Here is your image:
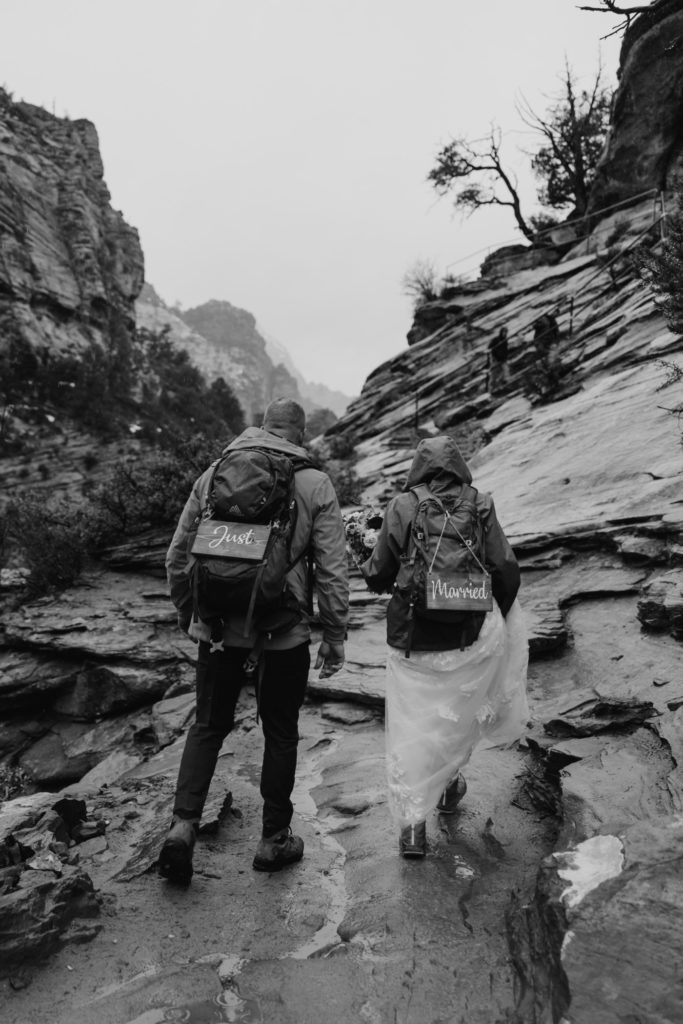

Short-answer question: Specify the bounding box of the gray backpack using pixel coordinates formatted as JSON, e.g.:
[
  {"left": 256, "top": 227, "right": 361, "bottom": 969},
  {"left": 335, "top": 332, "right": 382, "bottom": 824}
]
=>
[
  {"left": 189, "top": 447, "right": 310, "bottom": 636},
  {"left": 399, "top": 483, "right": 492, "bottom": 653}
]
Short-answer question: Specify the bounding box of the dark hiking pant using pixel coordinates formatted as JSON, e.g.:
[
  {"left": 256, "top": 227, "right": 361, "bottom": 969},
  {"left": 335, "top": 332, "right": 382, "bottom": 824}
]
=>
[{"left": 173, "top": 641, "right": 310, "bottom": 838}]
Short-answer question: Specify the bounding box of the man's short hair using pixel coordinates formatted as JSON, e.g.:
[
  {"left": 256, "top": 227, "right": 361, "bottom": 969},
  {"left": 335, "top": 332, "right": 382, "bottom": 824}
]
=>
[{"left": 263, "top": 398, "right": 306, "bottom": 435}]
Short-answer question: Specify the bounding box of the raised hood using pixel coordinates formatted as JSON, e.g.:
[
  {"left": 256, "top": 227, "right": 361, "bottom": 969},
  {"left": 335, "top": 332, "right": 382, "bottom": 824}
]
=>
[{"left": 404, "top": 436, "right": 473, "bottom": 494}]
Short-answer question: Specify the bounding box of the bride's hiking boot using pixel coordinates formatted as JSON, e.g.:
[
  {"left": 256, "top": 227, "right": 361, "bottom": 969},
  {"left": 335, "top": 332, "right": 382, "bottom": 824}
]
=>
[
  {"left": 252, "top": 827, "right": 304, "bottom": 872},
  {"left": 399, "top": 821, "right": 426, "bottom": 858},
  {"left": 436, "top": 774, "right": 467, "bottom": 814},
  {"left": 158, "top": 818, "right": 197, "bottom": 884}
]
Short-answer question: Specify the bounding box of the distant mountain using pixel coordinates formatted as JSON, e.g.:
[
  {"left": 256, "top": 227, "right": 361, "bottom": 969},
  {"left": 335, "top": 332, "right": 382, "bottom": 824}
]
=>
[
  {"left": 261, "top": 330, "right": 355, "bottom": 417},
  {"left": 136, "top": 285, "right": 354, "bottom": 421},
  {"left": 136, "top": 288, "right": 300, "bottom": 424}
]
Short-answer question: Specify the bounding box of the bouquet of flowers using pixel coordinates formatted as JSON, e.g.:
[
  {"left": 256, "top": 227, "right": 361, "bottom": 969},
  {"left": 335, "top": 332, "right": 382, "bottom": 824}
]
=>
[{"left": 343, "top": 508, "right": 384, "bottom": 566}]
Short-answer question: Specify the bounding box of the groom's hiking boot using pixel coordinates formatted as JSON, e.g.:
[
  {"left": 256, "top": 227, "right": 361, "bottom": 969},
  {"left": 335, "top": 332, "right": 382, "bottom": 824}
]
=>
[
  {"left": 436, "top": 774, "right": 468, "bottom": 814},
  {"left": 158, "top": 818, "right": 196, "bottom": 884},
  {"left": 399, "top": 821, "right": 426, "bottom": 858},
  {"left": 252, "top": 827, "right": 304, "bottom": 872}
]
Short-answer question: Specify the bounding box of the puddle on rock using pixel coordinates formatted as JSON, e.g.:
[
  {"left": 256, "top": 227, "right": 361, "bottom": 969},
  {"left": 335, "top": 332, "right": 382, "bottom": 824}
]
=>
[
  {"left": 286, "top": 735, "right": 349, "bottom": 960},
  {"left": 125, "top": 988, "right": 263, "bottom": 1023}
]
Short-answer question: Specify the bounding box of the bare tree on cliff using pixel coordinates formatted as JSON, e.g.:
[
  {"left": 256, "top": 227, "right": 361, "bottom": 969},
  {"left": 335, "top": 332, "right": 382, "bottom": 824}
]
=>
[
  {"left": 519, "top": 63, "right": 612, "bottom": 218},
  {"left": 428, "top": 127, "right": 535, "bottom": 242},
  {"left": 428, "top": 66, "right": 611, "bottom": 240},
  {"left": 577, "top": 1, "right": 656, "bottom": 36}
]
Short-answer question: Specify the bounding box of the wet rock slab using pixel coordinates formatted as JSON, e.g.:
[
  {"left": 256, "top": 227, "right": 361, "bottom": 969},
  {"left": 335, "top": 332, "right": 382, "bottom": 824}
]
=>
[
  {"left": 0, "top": 796, "right": 106, "bottom": 975},
  {"left": 544, "top": 697, "right": 659, "bottom": 739},
  {"left": 553, "top": 819, "right": 683, "bottom": 1024},
  {"left": 3, "top": 577, "right": 179, "bottom": 662},
  {"left": 511, "top": 674, "right": 683, "bottom": 1021},
  {"left": 0, "top": 867, "right": 101, "bottom": 973},
  {"left": 0, "top": 570, "right": 197, "bottom": 784}
]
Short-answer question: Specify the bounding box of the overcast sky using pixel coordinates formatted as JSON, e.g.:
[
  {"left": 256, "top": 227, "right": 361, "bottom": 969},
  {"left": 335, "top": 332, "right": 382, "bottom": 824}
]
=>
[{"left": 1, "top": 1, "right": 623, "bottom": 396}]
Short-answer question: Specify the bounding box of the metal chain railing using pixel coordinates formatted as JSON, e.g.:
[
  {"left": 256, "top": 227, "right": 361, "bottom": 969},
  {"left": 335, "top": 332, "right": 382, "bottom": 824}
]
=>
[{"left": 446, "top": 188, "right": 663, "bottom": 280}]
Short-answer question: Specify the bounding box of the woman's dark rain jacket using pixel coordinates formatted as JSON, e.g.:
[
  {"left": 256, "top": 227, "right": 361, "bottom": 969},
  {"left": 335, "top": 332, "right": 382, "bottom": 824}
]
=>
[{"left": 361, "top": 436, "right": 520, "bottom": 652}]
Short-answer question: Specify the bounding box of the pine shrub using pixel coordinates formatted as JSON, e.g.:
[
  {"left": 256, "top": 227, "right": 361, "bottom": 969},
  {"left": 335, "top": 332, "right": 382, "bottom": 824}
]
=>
[{"left": 640, "top": 189, "right": 683, "bottom": 333}]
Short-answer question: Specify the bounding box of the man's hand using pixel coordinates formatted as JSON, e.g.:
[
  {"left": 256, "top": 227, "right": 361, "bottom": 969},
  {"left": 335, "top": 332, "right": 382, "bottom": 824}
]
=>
[
  {"left": 178, "top": 612, "right": 210, "bottom": 644},
  {"left": 314, "top": 641, "right": 345, "bottom": 679}
]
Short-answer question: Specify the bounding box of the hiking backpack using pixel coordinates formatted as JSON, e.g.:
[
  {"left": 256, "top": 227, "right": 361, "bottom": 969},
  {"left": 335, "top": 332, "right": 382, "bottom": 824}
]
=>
[
  {"left": 189, "top": 447, "right": 309, "bottom": 636},
  {"left": 399, "top": 483, "right": 492, "bottom": 653}
]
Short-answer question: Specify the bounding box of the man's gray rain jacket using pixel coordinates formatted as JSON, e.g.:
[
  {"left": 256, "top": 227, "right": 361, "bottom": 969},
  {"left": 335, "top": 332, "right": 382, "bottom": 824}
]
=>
[{"left": 166, "top": 427, "right": 349, "bottom": 650}]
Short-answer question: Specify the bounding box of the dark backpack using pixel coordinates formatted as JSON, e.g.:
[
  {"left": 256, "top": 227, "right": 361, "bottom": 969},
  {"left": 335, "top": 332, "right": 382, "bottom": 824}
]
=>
[
  {"left": 395, "top": 483, "right": 492, "bottom": 654},
  {"left": 189, "top": 447, "right": 310, "bottom": 636}
]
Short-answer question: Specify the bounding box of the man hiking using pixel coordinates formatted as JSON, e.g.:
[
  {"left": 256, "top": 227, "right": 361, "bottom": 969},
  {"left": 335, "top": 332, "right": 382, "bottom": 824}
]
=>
[{"left": 160, "top": 398, "right": 349, "bottom": 881}]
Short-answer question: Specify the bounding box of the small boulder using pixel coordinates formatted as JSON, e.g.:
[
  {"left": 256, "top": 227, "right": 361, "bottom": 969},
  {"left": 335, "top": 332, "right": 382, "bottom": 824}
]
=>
[{"left": 637, "top": 569, "right": 683, "bottom": 639}]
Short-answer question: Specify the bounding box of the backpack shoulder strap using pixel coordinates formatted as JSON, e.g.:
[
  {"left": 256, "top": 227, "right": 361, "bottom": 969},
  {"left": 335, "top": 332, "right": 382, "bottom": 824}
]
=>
[
  {"left": 291, "top": 454, "right": 315, "bottom": 472},
  {"left": 410, "top": 484, "right": 434, "bottom": 507},
  {"left": 408, "top": 486, "right": 440, "bottom": 560},
  {"left": 458, "top": 483, "right": 478, "bottom": 508},
  {"left": 200, "top": 458, "right": 222, "bottom": 517},
  {"left": 455, "top": 484, "right": 488, "bottom": 568}
]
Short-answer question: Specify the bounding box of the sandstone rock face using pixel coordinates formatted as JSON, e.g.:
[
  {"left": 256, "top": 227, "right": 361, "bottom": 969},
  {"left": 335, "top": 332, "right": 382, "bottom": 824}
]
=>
[
  {"left": 0, "top": 89, "right": 143, "bottom": 362},
  {"left": 589, "top": 0, "right": 683, "bottom": 211},
  {"left": 332, "top": 211, "right": 683, "bottom": 547}
]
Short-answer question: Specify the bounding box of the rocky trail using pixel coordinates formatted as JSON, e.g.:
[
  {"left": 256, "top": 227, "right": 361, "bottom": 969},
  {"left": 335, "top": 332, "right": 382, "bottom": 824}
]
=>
[{"left": 3, "top": 541, "right": 683, "bottom": 1023}]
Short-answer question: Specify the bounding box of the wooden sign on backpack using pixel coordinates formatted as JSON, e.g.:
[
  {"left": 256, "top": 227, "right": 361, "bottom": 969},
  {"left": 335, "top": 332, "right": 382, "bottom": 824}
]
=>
[
  {"left": 191, "top": 520, "right": 271, "bottom": 561},
  {"left": 425, "top": 571, "right": 492, "bottom": 612}
]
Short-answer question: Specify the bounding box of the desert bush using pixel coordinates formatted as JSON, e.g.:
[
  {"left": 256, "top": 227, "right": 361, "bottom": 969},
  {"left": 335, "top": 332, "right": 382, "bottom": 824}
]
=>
[
  {"left": 326, "top": 434, "right": 356, "bottom": 460},
  {"left": 529, "top": 212, "right": 562, "bottom": 239},
  {"left": 304, "top": 407, "right": 337, "bottom": 442},
  {"left": 654, "top": 359, "right": 683, "bottom": 445},
  {"left": 312, "top": 436, "right": 362, "bottom": 507},
  {"left": 0, "top": 764, "right": 29, "bottom": 802},
  {"left": 89, "top": 434, "right": 220, "bottom": 542},
  {"left": 5, "top": 491, "right": 89, "bottom": 595},
  {"left": 402, "top": 259, "right": 440, "bottom": 308},
  {"left": 438, "top": 272, "right": 468, "bottom": 297},
  {"left": 3, "top": 435, "right": 224, "bottom": 595},
  {"left": 325, "top": 462, "right": 362, "bottom": 506}
]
